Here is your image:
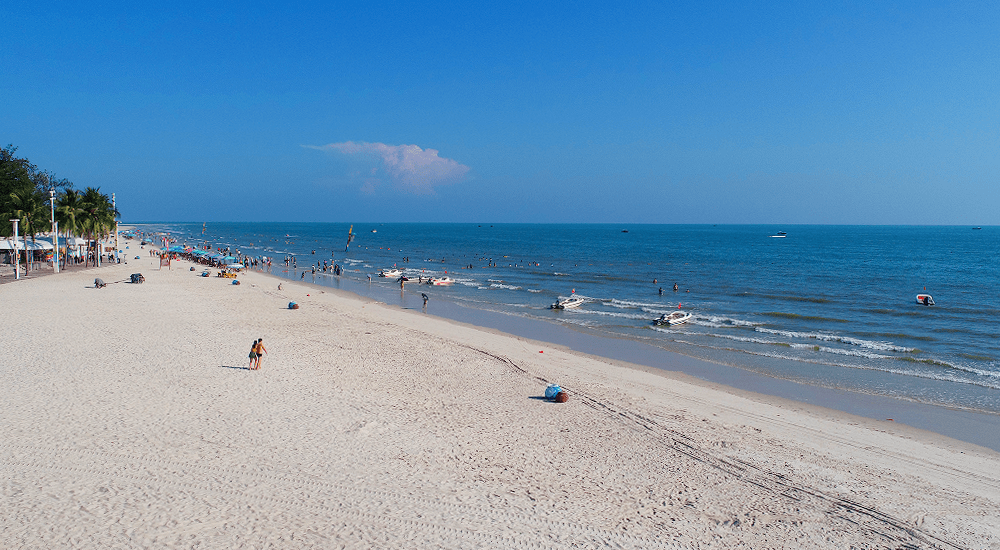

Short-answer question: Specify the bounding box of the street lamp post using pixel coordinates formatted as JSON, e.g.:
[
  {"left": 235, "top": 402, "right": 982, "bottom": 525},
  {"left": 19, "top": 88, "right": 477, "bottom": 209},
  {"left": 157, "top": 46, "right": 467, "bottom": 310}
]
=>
[
  {"left": 112, "top": 193, "right": 119, "bottom": 263},
  {"left": 50, "top": 188, "right": 59, "bottom": 273},
  {"left": 9, "top": 219, "right": 20, "bottom": 280}
]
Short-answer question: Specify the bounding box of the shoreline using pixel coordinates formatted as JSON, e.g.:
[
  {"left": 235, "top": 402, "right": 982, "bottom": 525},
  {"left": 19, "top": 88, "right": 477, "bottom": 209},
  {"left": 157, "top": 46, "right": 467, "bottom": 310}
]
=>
[
  {"left": 3, "top": 244, "right": 999, "bottom": 547},
  {"left": 254, "top": 262, "right": 1000, "bottom": 453}
]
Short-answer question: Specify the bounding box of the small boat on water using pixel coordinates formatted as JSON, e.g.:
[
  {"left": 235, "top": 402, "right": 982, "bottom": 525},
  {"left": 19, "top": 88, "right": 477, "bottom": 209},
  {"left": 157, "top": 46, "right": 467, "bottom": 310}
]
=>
[
  {"left": 429, "top": 276, "right": 454, "bottom": 286},
  {"left": 379, "top": 269, "right": 402, "bottom": 278},
  {"left": 550, "top": 296, "right": 585, "bottom": 309},
  {"left": 916, "top": 294, "right": 935, "bottom": 306},
  {"left": 770, "top": 231, "right": 787, "bottom": 238},
  {"left": 654, "top": 311, "right": 692, "bottom": 326}
]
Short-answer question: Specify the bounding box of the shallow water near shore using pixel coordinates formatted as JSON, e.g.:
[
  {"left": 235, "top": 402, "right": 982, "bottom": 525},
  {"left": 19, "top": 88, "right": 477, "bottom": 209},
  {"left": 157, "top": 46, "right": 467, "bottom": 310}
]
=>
[{"left": 139, "top": 223, "right": 1000, "bottom": 428}]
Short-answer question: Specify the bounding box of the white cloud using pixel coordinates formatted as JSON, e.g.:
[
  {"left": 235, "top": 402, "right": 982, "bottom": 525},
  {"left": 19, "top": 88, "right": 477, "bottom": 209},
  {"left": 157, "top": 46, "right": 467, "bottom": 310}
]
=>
[{"left": 307, "top": 141, "right": 470, "bottom": 194}]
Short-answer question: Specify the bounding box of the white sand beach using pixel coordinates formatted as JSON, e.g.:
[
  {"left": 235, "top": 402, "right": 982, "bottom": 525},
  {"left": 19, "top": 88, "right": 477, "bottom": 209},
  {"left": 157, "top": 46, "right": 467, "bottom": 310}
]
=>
[{"left": 2, "top": 242, "right": 999, "bottom": 548}]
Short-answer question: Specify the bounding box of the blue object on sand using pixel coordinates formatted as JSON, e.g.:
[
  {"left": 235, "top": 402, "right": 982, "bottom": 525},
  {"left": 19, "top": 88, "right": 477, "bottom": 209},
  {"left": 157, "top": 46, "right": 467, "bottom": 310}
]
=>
[
  {"left": 288, "top": 301, "right": 298, "bottom": 309},
  {"left": 545, "top": 384, "right": 561, "bottom": 400}
]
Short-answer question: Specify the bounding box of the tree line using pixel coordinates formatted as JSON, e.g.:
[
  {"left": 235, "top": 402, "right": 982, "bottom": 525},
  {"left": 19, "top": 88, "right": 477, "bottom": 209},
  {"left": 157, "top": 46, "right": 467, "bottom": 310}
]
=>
[{"left": 1, "top": 145, "right": 119, "bottom": 264}]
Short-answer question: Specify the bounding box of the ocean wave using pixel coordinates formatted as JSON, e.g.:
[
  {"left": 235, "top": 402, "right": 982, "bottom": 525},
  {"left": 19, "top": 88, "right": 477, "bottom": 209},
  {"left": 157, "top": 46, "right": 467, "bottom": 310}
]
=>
[
  {"left": 788, "top": 343, "right": 891, "bottom": 360},
  {"left": 897, "top": 356, "right": 1000, "bottom": 378},
  {"left": 670, "top": 341, "right": 1000, "bottom": 391},
  {"left": 608, "top": 298, "right": 666, "bottom": 309},
  {"left": 755, "top": 327, "right": 914, "bottom": 352},
  {"left": 490, "top": 283, "right": 522, "bottom": 290},
  {"left": 527, "top": 289, "right": 543, "bottom": 293},
  {"left": 574, "top": 310, "right": 652, "bottom": 321}
]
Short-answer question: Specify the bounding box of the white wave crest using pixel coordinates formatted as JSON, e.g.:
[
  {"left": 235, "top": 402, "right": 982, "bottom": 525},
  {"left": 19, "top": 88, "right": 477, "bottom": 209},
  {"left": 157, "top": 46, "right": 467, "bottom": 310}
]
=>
[
  {"left": 755, "top": 327, "right": 914, "bottom": 352},
  {"left": 490, "top": 283, "right": 522, "bottom": 290}
]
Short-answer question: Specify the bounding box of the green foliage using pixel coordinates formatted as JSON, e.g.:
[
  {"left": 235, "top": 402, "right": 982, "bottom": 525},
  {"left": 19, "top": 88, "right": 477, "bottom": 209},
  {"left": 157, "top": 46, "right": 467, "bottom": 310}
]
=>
[{"left": 0, "top": 144, "right": 110, "bottom": 240}]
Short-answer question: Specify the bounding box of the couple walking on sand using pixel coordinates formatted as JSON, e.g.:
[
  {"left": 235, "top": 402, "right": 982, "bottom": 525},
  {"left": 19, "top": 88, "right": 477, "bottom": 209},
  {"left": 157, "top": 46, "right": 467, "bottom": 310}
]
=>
[{"left": 248, "top": 338, "right": 267, "bottom": 370}]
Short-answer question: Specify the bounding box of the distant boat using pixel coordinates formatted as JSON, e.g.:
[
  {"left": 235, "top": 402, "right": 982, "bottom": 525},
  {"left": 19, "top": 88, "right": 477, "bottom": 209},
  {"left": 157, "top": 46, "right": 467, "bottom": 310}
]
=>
[
  {"left": 371, "top": 229, "right": 377, "bottom": 233},
  {"left": 916, "top": 294, "right": 935, "bottom": 306},
  {"left": 379, "top": 269, "right": 402, "bottom": 278},
  {"left": 429, "top": 276, "right": 454, "bottom": 286},
  {"left": 770, "top": 231, "right": 787, "bottom": 238},
  {"left": 973, "top": 227, "right": 982, "bottom": 230},
  {"left": 621, "top": 229, "right": 629, "bottom": 233}
]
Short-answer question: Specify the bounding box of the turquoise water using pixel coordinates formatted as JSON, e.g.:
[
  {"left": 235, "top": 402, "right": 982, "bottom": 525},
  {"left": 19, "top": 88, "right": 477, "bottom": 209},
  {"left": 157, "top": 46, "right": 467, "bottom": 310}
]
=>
[{"left": 144, "top": 223, "right": 1000, "bottom": 413}]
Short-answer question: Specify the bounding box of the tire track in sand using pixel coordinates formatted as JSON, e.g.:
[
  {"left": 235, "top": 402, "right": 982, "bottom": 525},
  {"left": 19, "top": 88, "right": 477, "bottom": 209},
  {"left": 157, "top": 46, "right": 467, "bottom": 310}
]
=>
[{"left": 468, "top": 348, "right": 965, "bottom": 550}]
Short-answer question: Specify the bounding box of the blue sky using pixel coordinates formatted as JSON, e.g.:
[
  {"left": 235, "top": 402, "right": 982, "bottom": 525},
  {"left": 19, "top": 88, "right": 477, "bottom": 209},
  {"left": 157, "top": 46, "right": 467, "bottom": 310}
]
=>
[{"left": 2, "top": 1, "right": 997, "bottom": 224}]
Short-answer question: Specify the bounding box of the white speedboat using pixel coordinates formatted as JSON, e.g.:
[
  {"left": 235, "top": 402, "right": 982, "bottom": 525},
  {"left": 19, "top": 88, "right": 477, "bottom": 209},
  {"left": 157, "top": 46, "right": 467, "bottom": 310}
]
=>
[
  {"left": 916, "top": 294, "right": 935, "bottom": 306},
  {"left": 770, "top": 231, "right": 787, "bottom": 238},
  {"left": 654, "top": 311, "right": 692, "bottom": 326},
  {"left": 429, "top": 276, "right": 454, "bottom": 286},
  {"left": 550, "top": 296, "right": 585, "bottom": 309},
  {"left": 379, "top": 269, "right": 402, "bottom": 278}
]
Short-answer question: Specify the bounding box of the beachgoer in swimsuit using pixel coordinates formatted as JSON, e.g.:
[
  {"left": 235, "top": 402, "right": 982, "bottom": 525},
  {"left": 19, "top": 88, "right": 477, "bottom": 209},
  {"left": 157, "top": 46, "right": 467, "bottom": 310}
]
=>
[
  {"left": 254, "top": 338, "right": 267, "bottom": 370},
  {"left": 249, "top": 339, "right": 258, "bottom": 369}
]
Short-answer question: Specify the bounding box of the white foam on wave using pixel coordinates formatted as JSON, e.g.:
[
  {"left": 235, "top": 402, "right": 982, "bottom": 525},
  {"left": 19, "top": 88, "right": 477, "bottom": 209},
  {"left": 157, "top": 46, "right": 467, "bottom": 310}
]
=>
[
  {"left": 670, "top": 341, "right": 1000, "bottom": 391},
  {"left": 788, "top": 343, "right": 891, "bottom": 360},
  {"left": 650, "top": 326, "right": 689, "bottom": 334},
  {"left": 490, "top": 283, "right": 522, "bottom": 290},
  {"left": 755, "top": 327, "right": 914, "bottom": 352},
  {"left": 609, "top": 298, "right": 668, "bottom": 310},
  {"left": 575, "top": 310, "right": 651, "bottom": 321},
  {"left": 527, "top": 289, "right": 543, "bottom": 293}
]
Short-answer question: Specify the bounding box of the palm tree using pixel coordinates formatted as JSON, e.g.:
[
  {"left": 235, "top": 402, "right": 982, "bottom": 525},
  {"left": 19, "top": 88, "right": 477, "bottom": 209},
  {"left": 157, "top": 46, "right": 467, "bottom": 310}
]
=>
[
  {"left": 80, "top": 187, "right": 118, "bottom": 266},
  {"left": 8, "top": 187, "right": 48, "bottom": 272},
  {"left": 55, "top": 189, "right": 86, "bottom": 265}
]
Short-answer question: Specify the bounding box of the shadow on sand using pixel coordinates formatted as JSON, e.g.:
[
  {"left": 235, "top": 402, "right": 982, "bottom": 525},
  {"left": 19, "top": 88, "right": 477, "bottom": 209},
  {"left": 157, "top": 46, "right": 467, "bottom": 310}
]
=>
[{"left": 218, "top": 365, "right": 253, "bottom": 371}]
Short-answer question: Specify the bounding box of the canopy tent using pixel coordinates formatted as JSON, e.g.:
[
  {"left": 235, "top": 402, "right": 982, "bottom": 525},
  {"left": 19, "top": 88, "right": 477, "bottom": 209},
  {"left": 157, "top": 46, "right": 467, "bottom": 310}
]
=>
[{"left": 0, "top": 238, "right": 54, "bottom": 251}]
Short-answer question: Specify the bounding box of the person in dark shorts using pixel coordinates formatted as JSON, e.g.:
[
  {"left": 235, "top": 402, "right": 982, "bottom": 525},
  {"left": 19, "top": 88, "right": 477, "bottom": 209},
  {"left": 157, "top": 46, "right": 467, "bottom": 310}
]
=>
[{"left": 254, "top": 338, "right": 267, "bottom": 370}]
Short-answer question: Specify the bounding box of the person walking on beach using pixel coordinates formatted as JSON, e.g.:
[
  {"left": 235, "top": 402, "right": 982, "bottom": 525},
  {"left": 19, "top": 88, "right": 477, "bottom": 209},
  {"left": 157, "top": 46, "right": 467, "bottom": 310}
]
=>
[
  {"left": 249, "top": 339, "right": 258, "bottom": 369},
  {"left": 254, "top": 338, "right": 267, "bottom": 370}
]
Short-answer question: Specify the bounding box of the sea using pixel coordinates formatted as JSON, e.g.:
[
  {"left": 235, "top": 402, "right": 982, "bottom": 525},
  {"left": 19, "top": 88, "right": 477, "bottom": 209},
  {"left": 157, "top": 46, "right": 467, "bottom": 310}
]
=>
[{"left": 139, "top": 223, "right": 1000, "bottom": 416}]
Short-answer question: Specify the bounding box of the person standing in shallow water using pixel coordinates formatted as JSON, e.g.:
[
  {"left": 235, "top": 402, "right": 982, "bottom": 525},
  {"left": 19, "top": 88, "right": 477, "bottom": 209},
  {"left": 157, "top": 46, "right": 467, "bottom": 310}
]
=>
[{"left": 254, "top": 338, "right": 267, "bottom": 370}]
